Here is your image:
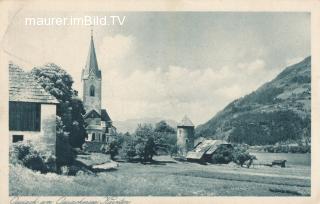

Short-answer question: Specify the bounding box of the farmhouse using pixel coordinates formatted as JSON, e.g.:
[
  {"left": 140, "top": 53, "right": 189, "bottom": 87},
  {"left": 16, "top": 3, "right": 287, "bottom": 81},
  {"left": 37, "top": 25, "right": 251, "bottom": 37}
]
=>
[
  {"left": 186, "top": 139, "right": 232, "bottom": 162},
  {"left": 9, "top": 63, "right": 59, "bottom": 155}
]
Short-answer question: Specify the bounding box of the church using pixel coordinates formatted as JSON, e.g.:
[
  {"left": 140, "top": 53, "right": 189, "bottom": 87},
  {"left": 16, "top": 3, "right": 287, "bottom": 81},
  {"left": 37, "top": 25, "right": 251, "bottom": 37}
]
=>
[{"left": 82, "top": 31, "right": 116, "bottom": 144}]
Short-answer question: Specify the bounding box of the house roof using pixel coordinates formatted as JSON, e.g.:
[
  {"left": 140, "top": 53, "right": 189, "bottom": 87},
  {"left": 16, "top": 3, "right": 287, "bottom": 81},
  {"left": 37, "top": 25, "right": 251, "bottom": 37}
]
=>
[
  {"left": 84, "top": 109, "right": 112, "bottom": 123},
  {"left": 9, "top": 63, "right": 59, "bottom": 104},
  {"left": 84, "top": 109, "right": 101, "bottom": 119},
  {"left": 177, "top": 116, "right": 194, "bottom": 127},
  {"left": 186, "top": 140, "right": 230, "bottom": 160},
  {"left": 81, "top": 35, "right": 101, "bottom": 80},
  {"left": 101, "top": 109, "right": 111, "bottom": 122}
]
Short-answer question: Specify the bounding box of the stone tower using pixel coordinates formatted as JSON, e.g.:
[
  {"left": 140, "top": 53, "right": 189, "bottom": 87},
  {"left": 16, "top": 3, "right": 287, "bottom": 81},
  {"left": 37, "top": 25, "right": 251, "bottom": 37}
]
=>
[
  {"left": 81, "top": 32, "right": 102, "bottom": 114},
  {"left": 177, "top": 116, "right": 195, "bottom": 157}
]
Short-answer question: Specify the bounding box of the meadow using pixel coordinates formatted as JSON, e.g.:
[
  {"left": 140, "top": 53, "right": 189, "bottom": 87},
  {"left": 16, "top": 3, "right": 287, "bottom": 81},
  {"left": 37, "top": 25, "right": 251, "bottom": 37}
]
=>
[{"left": 10, "top": 154, "right": 310, "bottom": 196}]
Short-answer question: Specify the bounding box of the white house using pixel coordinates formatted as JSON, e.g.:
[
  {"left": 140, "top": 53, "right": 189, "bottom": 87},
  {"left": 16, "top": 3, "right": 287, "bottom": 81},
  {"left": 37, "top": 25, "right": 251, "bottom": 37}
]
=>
[{"left": 9, "top": 63, "right": 59, "bottom": 155}]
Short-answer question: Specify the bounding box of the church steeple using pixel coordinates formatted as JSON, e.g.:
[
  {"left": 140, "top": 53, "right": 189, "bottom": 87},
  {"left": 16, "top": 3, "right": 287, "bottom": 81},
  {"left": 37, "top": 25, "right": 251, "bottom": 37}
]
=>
[
  {"left": 81, "top": 29, "right": 116, "bottom": 144},
  {"left": 81, "top": 29, "right": 101, "bottom": 80},
  {"left": 81, "top": 28, "right": 102, "bottom": 115}
]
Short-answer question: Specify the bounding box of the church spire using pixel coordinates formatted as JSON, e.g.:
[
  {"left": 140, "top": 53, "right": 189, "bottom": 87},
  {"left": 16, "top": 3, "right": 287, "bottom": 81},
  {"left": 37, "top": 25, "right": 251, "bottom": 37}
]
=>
[{"left": 81, "top": 27, "right": 101, "bottom": 80}]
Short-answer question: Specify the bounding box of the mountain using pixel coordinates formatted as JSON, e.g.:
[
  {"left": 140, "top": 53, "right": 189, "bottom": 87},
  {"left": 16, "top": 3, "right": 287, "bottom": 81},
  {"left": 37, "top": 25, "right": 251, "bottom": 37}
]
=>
[
  {"left": 113, "top": 117, "right": 178, "bottom": 134},
  {"left": 196, "top": 56, "right": 311, "bottom": 145}
]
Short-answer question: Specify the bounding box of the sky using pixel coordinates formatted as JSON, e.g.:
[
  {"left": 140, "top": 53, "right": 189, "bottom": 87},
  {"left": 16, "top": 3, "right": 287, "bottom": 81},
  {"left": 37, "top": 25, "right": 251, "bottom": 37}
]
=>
[{"left": 3, "top": 11, "right": 310, "bottom": 125}]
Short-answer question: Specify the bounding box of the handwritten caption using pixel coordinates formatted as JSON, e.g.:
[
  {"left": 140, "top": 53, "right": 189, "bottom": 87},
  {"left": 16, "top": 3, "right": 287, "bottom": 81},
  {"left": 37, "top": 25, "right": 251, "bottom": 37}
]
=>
[{"left": 10, "top": 196, "right": 131, "bottom": 204}]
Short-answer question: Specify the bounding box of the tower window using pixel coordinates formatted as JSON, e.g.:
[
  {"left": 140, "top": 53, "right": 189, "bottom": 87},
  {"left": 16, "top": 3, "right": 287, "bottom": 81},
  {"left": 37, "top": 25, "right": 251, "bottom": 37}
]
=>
[
  {"left": 90, "top": 85, "right": 95, "bottom": 96},
  {"left": 92, "top": 133, "right": 95, "bottom": 141}
]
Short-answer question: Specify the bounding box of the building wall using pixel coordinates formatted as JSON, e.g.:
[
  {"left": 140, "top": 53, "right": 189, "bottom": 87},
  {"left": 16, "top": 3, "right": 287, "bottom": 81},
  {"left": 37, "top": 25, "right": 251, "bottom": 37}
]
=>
[
  {"left": 86, "top": 130, "right": 103, "bottom": 142},
  {"left": 85, "top": 117, "right": 101, "bottom": 126},
  {"left": 83, "top": 78, "right": 101, "bottom": 114},
  {"left": 177, "top": 126, "right": 194, "bottom": 156},
  {"left": 9, "top": 104, "right": 57, "bottom": 155}
]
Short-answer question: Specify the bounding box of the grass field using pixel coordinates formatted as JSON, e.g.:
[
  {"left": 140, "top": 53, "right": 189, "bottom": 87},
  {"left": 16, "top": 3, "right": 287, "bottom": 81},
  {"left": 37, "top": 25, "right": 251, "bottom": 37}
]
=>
[{"left": 10, "top": 155, "right": 310, "bottom": 196}]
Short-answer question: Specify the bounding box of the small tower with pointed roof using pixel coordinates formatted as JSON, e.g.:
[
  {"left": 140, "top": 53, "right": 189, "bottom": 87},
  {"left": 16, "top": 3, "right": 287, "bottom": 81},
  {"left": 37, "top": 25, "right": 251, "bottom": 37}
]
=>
[{"left": 177, "top": 116, "right": 195, "bottom": 156}]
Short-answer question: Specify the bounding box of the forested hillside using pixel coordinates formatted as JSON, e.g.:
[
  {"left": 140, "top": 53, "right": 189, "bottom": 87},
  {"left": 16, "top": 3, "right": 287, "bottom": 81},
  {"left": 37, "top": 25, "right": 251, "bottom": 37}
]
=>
[{"left": 196, "top": 57, "right": 311, "bottom": 145}]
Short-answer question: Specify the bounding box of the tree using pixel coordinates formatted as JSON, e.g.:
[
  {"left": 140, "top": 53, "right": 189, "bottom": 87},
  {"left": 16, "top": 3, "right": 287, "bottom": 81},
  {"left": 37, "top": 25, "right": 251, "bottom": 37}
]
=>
[
  {"left": 69, "top": 96, "right": 86, "bottom": 148},
  {"left": 118, "top": 122, "right": 177, "bottom": 162},
  {"left": 154, "top": 121, "right": 177, "bottom": 155},
  {"left": 154, "top": 120, "right": 176, "bottom": 133},
  {"left": 31, "top": 63, "right": 87, "bottom": 149},
  {"left": 134, "top": 124, "right": 157, "bottom": 163},
  {"left": 56, "top": 116, "right": 75, "bottom": 166},
  {"left": 118, "top": 133, "right": 137, "bottom": 161},
  {"left": 232, "top": 145, "right": 255, "bottom": 167}
]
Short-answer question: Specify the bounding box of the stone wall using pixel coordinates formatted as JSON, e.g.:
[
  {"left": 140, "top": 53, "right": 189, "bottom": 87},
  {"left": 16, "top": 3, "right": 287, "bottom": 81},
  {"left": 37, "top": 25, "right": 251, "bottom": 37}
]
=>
[{"left": 177, "top": 127, "right": 195, "bottom": 156}]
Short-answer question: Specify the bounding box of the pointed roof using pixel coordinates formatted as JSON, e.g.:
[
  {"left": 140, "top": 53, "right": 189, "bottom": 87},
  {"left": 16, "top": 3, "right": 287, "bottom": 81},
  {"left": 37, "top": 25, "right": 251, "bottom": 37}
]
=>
[
  {"left": 81, "top": 33, "right": 101, "bottom": 80},
  {"left": 84, "top": 109, "right": 101, "bottom": 119},
  {"left": 101, "top": 109, "right": 112, "bottom": 122},
  {"left": 177, "top": 115, "right": 194, "bottom": 127},
  {"left": 9, "top": 63, "right": 59, "bottom": 104}
]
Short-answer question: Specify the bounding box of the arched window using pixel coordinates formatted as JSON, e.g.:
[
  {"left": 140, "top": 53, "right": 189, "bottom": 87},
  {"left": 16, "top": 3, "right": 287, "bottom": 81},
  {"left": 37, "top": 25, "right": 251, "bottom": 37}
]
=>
[
  {"left": 92, "top": 133, "right": 95, "bottom": 141},
  {"left": 90, "top": 85, "right": 95, "bottom": 96}
]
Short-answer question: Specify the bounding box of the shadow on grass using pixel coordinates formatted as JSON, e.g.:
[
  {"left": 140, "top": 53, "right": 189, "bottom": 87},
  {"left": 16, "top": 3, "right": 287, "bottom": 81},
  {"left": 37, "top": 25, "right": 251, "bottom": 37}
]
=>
[
  {"left": 149, "top": 160, "right": 177, "bottom": 165},
  {"left": 92, "top": 168, "right": 118, "bottom": 173},
  {"left": 116, "top": 158, "right": 177, "bottom": 165},
  {"left": 71, "top": 160, "right": 119, "bottom": 174}
]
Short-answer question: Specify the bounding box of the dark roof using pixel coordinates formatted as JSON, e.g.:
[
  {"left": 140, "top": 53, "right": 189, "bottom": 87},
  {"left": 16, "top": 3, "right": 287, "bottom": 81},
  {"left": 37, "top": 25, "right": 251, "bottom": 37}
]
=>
[
  {"left": 101, "top": 109, "right": 111, "bottom": 122},
  {"left": 84, "top": 109, "right": 101, "bottom": 119},
  {"left": 9, "top": 63, "right": 59, "bottom": 104},
  {"left": 186, "top": 140, "right": 230, "bottom": 160},
  {"left": 177, "top": 116, "right": 194, "bottom": 127},
  {"left": 81, "top": 35, "right": 101, "bottom": 80}
]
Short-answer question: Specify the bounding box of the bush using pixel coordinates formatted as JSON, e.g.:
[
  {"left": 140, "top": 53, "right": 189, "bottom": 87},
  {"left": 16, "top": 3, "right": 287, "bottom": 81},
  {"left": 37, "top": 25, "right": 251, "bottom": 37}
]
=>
[
  {"left": 264, "top": 144, "right": 311, "bottom": 153},
  {"left": 22, "top": 151, "right": 46, "bottom": 172},
  {"left": 118, "top": 138, "right": 137, "bottom": 161},
  {"left": 10, "top": 141, "right": 56, "bottom": 173},
  {"left": 169, "top": 144, "right": 178, "bottom": 157},
  {"left": 9, "top": 142, "right": 31, "bottom": 165},
  {"left": 210, "top": 145, "right": 233, "bottom": 164},
  {"left": 108, "top": 140, "right": 120, "bottom": 160},
  {"left": 232, "top": 145, "right": 255, "bottom": 167}
]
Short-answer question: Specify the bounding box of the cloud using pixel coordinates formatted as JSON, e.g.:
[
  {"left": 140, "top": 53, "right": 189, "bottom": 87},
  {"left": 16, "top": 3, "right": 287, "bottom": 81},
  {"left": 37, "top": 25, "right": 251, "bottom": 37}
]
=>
[
  {"left": 101, "top": 52, "right": 278, "bottom": 124},
  {"left": 5, "top": 27, "right": 279, "bottom": 125},
  {"left": 6, "top": 11, "right": 306, "bottom": 126},
  {"left": 98, "top": 34, "right": 136, "bottom": 76}
]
